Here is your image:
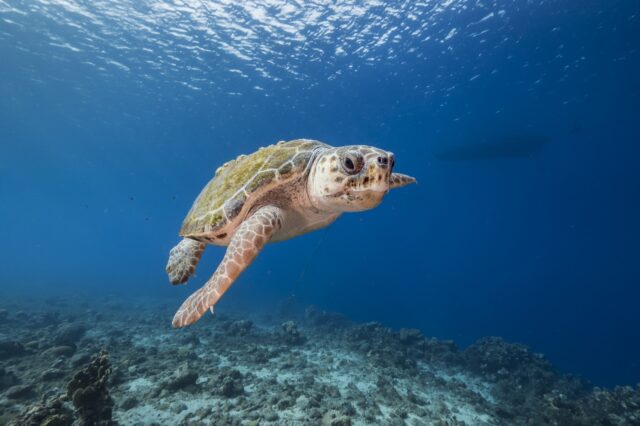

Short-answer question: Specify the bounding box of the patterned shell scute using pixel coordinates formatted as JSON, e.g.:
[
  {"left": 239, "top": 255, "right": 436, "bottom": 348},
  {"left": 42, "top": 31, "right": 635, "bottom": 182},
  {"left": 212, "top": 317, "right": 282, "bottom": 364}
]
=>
[{"left": 179, "top": 139, "right": 329, "bottom": 237}]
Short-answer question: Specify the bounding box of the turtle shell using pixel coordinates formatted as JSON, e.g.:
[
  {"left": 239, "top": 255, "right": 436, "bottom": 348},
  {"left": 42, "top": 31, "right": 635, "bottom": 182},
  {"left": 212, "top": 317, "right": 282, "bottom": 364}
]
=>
[{"left": 179, "top": 139, "right": 329, "bottom": 239}]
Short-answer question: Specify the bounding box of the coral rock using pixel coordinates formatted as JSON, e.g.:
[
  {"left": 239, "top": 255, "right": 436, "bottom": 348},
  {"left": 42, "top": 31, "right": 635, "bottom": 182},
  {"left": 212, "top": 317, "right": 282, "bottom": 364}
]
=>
[
  {"left": 7, "top": 394, "right": 73, "bottom": 426},
  {"left": 398, "top": 328, "right": 423, "bottom": 345},
  {"left": 0, "top": 340, "right": 26, "bottom": 360},
  {"left": 166, "top": 363, "right": 199, "bottom": 391},
  {"left": 322, "top": 409, "right": 352, "bottom": 426},
  {"left": 227, "top": 319, "right": 253, "bottom": 336},
  {"left": 46, "top": 346, "right": 76, "bottom": 357},
  {"left": 54, "top": 324, "right": 86, "bottom": 347},
  {"left": 66, "top": 350, "right": 116, "bottom": 425},
  {"left": 6, "top": 384, "right": 36, "bottom": 400},
  {"left": 217, "top": 368, "right": 244, "bottom": 398},
  {"left": 280, "top": 321, "right": 305, "bottom": 345}
]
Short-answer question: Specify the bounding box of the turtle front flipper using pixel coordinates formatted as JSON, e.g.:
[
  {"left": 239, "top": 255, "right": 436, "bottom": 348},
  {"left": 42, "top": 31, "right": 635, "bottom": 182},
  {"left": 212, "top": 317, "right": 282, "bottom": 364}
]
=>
[
  {"left": 389, "top": 173, "right": 417, "bottom": 189},
  {"left": 172, "top": 205, "right": 284, "bottom": 328},
  {"left": 166, "top": 238, "right": 206, "bottom": 285}
]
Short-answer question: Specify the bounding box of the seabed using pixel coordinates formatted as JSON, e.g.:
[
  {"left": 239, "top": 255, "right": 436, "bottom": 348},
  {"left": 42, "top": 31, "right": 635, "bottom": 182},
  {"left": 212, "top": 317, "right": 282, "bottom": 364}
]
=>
[{"left": 0, "top": 296, "right": 638, "bottom": 425}]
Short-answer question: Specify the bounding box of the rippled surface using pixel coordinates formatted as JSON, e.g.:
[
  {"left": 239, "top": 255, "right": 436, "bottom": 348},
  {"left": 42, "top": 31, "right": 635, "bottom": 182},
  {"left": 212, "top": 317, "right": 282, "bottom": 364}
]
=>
[{"left": 1, "top": 0, "right": 620, "bottom": 106}]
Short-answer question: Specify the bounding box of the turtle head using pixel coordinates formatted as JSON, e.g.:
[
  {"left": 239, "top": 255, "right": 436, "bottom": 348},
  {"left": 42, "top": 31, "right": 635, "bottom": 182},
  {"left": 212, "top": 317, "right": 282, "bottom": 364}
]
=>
[{"left": 308, "top": 145, "right": 415, "bottom": 212}]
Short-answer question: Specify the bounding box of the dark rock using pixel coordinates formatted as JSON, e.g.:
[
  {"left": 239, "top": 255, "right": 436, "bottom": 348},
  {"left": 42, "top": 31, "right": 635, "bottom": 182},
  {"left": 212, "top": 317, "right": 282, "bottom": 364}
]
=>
[
  {"left": 54, "top": 324, "right": 86, "bottom": 347},
  {"left": 0, "top": 367, "right": 19, "bottom": 391},
  {"left": 263, "top": 411, "right": 279, "bottom": 421},
  {"left": 46, "top": 346, "right": 76, "bottom": 357},
  {"left": 347, "top": 321, "right": 384, "bottom": 341},
  {"left": 305, "top": 305, "right": 349, "bottom": 329},
  {"left": 345, "top": 322, "right": 421, "bottom": 370},
  {"left": 464, "top": 337, "right": 552, "bottom": 377},
  {"left": 376, "top": 376, "right": 401, "bottom": 403},
  {"left": 179, "top": 333, "right": 200, "bottom": 346},
  {"left": 24, "top": 340, "right": 41, "bottom": 350},
  {"left": 166, "top": 363, "right": 199, "bottom": 392},
  {"left": 322, "top": 409, "right": 351, "bottom": 426},
  {"left": 0, "top": 340, "right": 26, "bottom": 360},
  {"left": 248, "top": 346, "right": 275, "bottom": 364},
  {"left": 420, "top": 338, "right": 460, "bottom": 364},
  {"left": 561, "top": 385, "right": 640, "bottom": 425},
  {"left": 227, "top": 319, "right": 253, "bottom": 336},
  {"left": 42, "top": 368, "right": 65, "bottom": 381},
  {"left": 120, "top": 396, "right": 139, "bottom": 411},
  {"left": 7, "top": 394, "right": 73, "bottom": 426},
  {"left": 170, "top": 402, "right": 187, "bottom": 414},
  {"left": 217, "top": 369, "right": 244, "bottom": 398},
  {"left": 6, "top": 384, "right": 36, "bottom": 400},
  {"left": 66, "top": 350, "right": 115, "bottom": 425},
  {"left": 276, "top": 398, "right": 294, "bottom": 410},
  {"left": 194, "top": 406, "right": 212, "bottom": 418},
  {"left": 176, "top": 345, "right": 198, "bottom": 361},
  {"left": 280, "top": 321, "right": 305, "bottom": 345},
  {"left": 398, "top": 328, "right": 423, "bottom": 345},
  {"left": 70, "top": 352, "right": 92, "bottom": 368}
]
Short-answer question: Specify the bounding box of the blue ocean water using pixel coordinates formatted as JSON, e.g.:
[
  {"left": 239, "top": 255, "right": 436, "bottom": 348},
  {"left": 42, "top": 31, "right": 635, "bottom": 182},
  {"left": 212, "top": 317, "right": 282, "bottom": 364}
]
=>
[{"left": 1, "top": 0, "right": 638, "bottom": 390}]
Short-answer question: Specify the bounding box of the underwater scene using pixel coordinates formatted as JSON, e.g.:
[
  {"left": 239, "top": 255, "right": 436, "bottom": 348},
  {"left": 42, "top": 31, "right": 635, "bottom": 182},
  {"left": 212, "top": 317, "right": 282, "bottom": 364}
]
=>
[{"left": 1, "top": 0, "right": 639, "bottom": 424}]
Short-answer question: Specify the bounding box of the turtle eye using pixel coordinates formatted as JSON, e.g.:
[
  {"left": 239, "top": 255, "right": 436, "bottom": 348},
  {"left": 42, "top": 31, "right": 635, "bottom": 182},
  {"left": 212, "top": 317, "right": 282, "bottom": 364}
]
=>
[{"left": 342, "top": 154, "right": 363, "bottom": 175}]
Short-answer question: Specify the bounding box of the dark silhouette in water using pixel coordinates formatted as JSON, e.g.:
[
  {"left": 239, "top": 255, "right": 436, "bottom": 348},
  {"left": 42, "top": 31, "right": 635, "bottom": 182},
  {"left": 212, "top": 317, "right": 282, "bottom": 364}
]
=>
[{"left": 435, "top": 134, "right": 551, "bottom": 161}]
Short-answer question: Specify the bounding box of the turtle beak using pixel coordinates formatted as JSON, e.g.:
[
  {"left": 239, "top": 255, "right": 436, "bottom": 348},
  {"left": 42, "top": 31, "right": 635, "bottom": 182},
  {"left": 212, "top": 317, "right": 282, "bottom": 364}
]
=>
[{"left": 389, "top": 173, "right": 417, "bottom": 189}]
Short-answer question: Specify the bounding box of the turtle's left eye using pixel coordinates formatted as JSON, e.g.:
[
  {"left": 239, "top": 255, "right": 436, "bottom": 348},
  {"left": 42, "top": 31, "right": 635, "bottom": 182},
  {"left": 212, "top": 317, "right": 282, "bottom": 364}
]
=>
[{"left": 342, "top": 154, "right": 363, "bottom": 175}]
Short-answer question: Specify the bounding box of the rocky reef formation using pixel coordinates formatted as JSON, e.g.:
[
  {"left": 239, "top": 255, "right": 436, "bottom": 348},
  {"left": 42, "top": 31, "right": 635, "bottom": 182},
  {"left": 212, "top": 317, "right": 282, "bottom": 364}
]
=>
[
  {"left": 3, "top": 343, "right": 116, "bottom": 426},
  {"left": 0, "top": 296, "right": 639, "bottom": 425},
  {"left": 66, "top": 350, "right": 115, "bottom": 425},
  {"left": 7, "top": 393, "right": 73, "bottom": 426},
  {"left": 280, "top": 320, "right": 306, "bottom": 345}
]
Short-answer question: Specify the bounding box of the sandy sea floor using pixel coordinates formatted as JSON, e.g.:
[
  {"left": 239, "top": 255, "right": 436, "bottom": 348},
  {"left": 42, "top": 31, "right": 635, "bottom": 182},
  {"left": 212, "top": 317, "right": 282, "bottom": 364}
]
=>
[{"left": 0, "top": 295, "right": 639, "bottom": 425}]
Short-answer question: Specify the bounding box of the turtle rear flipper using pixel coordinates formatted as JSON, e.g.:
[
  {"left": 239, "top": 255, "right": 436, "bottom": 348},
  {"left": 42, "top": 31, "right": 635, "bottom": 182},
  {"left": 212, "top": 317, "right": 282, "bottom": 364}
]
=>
[
  {"left": 172, "top": 205, "right": 284, "bottom": 328},
  {"left": 166, "top": 238, "right": 206, "bottom": 285}
]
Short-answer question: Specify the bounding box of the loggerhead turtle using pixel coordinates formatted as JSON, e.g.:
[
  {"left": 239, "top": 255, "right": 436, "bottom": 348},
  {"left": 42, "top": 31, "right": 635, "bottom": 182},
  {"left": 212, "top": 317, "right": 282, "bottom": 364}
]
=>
[{"left": 167, "top": 139, "right": 416, "bottom": 328}]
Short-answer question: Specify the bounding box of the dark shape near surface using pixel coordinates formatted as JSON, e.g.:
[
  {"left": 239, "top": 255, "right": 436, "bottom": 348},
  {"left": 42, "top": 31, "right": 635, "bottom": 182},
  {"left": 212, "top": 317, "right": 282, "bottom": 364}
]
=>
[{"left": 434, "top": 134, "right": 551, "bottom": 161}]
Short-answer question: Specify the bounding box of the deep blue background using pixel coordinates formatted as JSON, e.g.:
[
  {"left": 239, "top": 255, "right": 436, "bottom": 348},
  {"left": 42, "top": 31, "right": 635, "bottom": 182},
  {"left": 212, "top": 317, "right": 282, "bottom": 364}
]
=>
[{"left": 1, "top": 0, "right": 639, "bottom": 386}]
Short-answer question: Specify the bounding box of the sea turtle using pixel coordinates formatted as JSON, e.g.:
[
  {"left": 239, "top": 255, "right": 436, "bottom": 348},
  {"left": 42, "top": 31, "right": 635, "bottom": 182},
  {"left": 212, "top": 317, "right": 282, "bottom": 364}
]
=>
[{"left": 167, "top": 139, "right": 416, "bottom": 328}]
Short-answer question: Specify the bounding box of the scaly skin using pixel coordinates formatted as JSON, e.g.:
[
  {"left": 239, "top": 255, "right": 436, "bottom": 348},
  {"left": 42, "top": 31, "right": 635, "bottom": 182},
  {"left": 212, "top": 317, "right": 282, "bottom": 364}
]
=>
[
  {"left": 172, "top": 205, "right": 283, "bottom": 328},
  {"left": 166, "top": 239, "right": 206, "bottom": 284}
]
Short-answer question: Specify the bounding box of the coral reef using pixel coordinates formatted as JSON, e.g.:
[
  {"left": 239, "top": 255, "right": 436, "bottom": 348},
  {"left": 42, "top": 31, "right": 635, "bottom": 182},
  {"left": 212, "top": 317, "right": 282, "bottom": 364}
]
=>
[
  {"left": 7, "top": 394, "right": 73, "bottom": 426},
  {"left": 225, "top": 319, "right": 253, "bottom": 336},
  {"left": 1, "top": 295, "right": 639, "bottom": 425},
  {"left": 280, "top": 320, "right": 306, "bottom": 345},
  {"left": 165, "top": 363, "right": 199, "bottom": 392},
  {"left": 66, "top": 350, "right": 116, "bottom": 425}
]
